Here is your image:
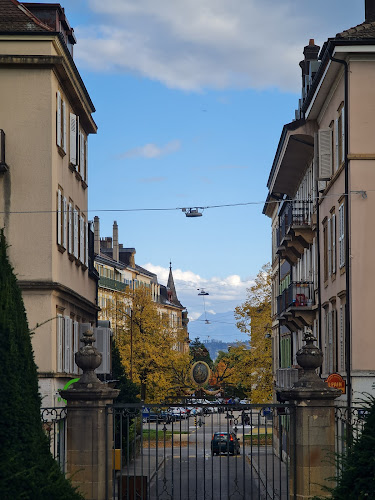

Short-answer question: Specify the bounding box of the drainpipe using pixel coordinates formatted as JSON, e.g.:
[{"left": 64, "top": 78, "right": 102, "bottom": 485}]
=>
[
  {"left": 315, "top": 180, "right": 323, "bottom": 375},
  {"left": 329, "top": 53, "right": 351, "bottom": 411}
]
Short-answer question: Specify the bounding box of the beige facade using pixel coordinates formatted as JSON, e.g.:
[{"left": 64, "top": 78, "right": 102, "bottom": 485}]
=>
[
  {"left": 0, "top": 2, "right": 98, "bottom": 406},
  {"left": 94, "top": 219, "right": 190, "bottom": 355},
  {"left": 265, "top": 9, "right": 375, "bottom": 408}
]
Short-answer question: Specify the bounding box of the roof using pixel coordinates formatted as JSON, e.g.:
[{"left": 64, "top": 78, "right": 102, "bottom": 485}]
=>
[
  {"left": 0, "top": 0, "right": 52, "bottom": 32},
  {"left": 335, "top": 21, "right": 375, "bottom": 40}
]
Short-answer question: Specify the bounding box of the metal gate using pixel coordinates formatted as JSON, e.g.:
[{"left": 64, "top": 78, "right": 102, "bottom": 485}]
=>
[{"left": 106, "top": 403, "right": 294, "bottom": 500}]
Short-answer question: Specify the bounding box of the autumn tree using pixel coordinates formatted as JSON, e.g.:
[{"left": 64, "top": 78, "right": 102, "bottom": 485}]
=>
[
  {"left": 210, "top": 346, "right": 250, "bottom": 398},
  {"left": 234, "top": 263, "right": 272, "bottom": 403},
  {"left": 107, "top": 287, "right": 190, "bottom": 402}
]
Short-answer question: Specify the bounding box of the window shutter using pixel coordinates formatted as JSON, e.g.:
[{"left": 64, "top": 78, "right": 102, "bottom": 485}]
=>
[
  {"left": 340, "top": 306, "right": 344, "bottom": 371},
  {"left": 335, "top": 118, "right": 339, "bottom": 171},
  {"left": 62, "top": 196, "right": 67, "bottom": 249},
  {"left": 328, "top": 311, "right": 333, "bottom": 373},
  {"left": 80, "top": 132, "right": 85, "bottom": 176},
  {"left": 68, "top": 202, "right": 73, "bottom": 254},
  {"left": 318, "top": 129, "right": 333, "bottom": 180},
  {"left": 57, "top": 189, "right": 62, "bottom": 245},
  {"left": 73, "top": 320, "right": 79, "bottom": 374},
  {"left": 85, "top": 221, "right": 89, "bottom": 267},
  {"left": 73, "top": 209, "right": 79, "bottom": 258},
  {"left": 339, "top": 204, "right": 345, "bottom": 268},
  {"left": 80, "top": 216, "right": 84, "bottom": 263},
  {"left": 57, "top": 315, "right": 63, "bottom": 372},
  {"left": 64, "top": 316, "right": 72, "bottom": 373},
  {"left": 332, "top": 214, "right": 336, "bottom": 274},
  {"left": 328, "top": 217, "right": 331, "bottom": 277},
  {"left": 56, "top": 92, "right": 62, "bottom": 147},
  {"left": 84, "top": 138, "right": 88, "bottom": 184},
  {"left": 341, "top": 107, "right": 345, "bottom": 163},
  {"left": 62, "top": 100, "right": 67, "bottom": 152},
  {"left": 70, "top": 113, "right": 77, "bottom": 166}
]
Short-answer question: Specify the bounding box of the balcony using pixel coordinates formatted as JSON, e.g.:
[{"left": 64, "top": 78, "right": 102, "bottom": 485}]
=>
[
  {"left": 99, "top": 276, "right": 128, "bottom": 292},
  {"left": 277, "top": 200, "right": 315, "bottom": 264},
  {"left": 277, "top": 281, "right": 316, "bottom": 331}
]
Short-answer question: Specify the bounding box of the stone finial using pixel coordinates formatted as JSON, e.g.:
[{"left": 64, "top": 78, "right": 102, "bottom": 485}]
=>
[
  {"left": 278, "top": 330, "right": 341, "bottom": 401},
  {"left": 74, "top": 329, "right": 102, "bottom": 385}
]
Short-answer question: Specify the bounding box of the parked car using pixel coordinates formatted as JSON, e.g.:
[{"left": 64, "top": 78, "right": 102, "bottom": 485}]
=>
[{"left": 211, "top": 432, "right": 240, "bottom": 456}]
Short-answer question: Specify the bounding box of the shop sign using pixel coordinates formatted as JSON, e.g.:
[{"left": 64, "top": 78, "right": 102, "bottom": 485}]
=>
[{"left": 326, "top": 373, "right": 346, "bottom": 394}]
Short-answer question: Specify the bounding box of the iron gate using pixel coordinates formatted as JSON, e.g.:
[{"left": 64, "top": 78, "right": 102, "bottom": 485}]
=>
[{"left": 106, "top": 403, "right": 294, "bottom": 500}]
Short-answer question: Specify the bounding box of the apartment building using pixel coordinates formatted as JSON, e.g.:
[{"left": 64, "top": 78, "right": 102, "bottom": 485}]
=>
[
  {"left": 264, "top": 1, "right": 375, "bottom": 408},
  {"left": 0, "top": 0, "right": 98, "bottom": 406},
  {"left": 94, "top": 219, "right": 190, "bottom": 355}
]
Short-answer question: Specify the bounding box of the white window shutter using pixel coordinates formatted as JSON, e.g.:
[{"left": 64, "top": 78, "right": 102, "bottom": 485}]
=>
[
  {"left": 341, "top": 107, "right": 345, "bottom": 163},
  {"left": 62, "top": 196, "right": 67, "bottom": 249},
  {"left": 57, "top": 189, "right": 62, "bottom": 245},
  {"left": 335, "top": 118, "right": 339, "bottom": 171},
  {"left": 84, "top": 138, "right": 88, "bottom": 184},
  {"left": 70, "top": 113, "right": 77, "bottom": 166},
  {"left": 106, "top": 330, "right": 111, "bottom": 374},
  {"left": 80, "top": 216, "right": 84, "bottom": 263},
  {"left": 332, "top": 214, "right": 336, "bottom": 274},
  {"left": 85, "top": 221, "right": 89, "bottom": 267},
  {"left": 73, "top": 209, "right": 79, "bottom": 258},
  {"left": 73, "top": 321, "right": 79, "bottom": 374},
  {"left": 57, "top": 315, "right": 63, "bottom": 372},
  {"left": 328, "top": 218, "right": 331, "bottom": 277},
  {"left": 68, "top": 202, "right": 73, "bottom": 254},
  {"left": 56, "top": 92, "right": 62, "bottom": 147},
  {"left": 339, "top": 204, "right": 345, "bottom": 268},
  {"left": 64, "top": 316, "right": 72, "bottom": 373},
  {"left": 62, "top": 100, "right": 67, "bottom": 152},
  {"left": 318, "top": 129, "right": 333, "bottom": 180},
  {"left": 80, "top": 132, "right": 85, "bottom": 176}
]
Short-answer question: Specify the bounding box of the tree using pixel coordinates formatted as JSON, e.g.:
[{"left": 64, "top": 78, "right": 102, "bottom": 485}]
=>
[
  {"left": 112, "top": 340, "right": 139, "bottom": 404},
  {"left": 210, "top": 346, "right": 250, "bottom": 398},
  {"left": 110, "top": 287, "right": 190, "bottom": 402},
  {"left": 190, "top": 337, "right": 213, "bottom": 367},
  {"left": 234, "top": 263, "right": 273, "bottom": 403},
  {"left": 0, "top": 229, "right": 83, "bottom": 499}
]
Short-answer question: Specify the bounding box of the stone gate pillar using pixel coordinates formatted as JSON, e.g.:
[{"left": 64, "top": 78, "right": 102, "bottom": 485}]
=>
[
  {"left": 61, "top": 329, "right": 119, "bottom": 500},
  {"left": 278, "top": 332, "right": 341, "bottom": 500}
]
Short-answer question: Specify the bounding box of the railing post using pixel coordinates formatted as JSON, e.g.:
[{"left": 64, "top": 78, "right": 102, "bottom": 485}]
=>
[
  {"left": 278, "top": 332, "right": 341, "bottom": 499},
  {"left": 61, "top": 329, "right": 119, "bottom": 500}
]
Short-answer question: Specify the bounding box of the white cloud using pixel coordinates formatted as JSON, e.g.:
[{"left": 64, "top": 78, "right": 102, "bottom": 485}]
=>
[
  {"left": 119, "top": 140, "right": 181, "bottom": 159},
  {"left": 74, "top": 0, "right": 328, "bottom": 92},
  {"left": 141, "top": 263, "right": 253, "bottom": 319}
]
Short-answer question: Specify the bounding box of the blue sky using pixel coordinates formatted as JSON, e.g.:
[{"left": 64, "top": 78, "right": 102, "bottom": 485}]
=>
[{"left": 36, "top": 0, "right": 364, "bottom": 330}]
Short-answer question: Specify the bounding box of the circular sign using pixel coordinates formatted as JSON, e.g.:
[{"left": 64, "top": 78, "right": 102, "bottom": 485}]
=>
[{"left": 191, "top": 361, "right": 211, "bottom": 386}]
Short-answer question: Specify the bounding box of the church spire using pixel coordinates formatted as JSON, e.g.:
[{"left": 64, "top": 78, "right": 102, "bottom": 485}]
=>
[{"left": 167, "top": 262, "right": 181, "bottom": 306}]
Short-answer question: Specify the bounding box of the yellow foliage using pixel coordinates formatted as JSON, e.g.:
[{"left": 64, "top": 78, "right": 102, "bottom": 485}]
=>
[
  {"left": 234, "top": 263, "right": 273, "bottom": 403},
  {"left": 104, "top": 287, "right": 190, "bottom": 403}
]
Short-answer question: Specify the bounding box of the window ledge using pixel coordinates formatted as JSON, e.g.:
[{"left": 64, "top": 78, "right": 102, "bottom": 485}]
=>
[
  {"left": 57, "top": 244, "right": 66, "bottom": 254},
  {"left": 58, "top": 146, "right": 66, "bottom": 158},
  {"left": 75, "top": 170, "right": 82, "bottom": 182},
  {"left": 81, "top": 179, "right": 88, "bottom": 190}
]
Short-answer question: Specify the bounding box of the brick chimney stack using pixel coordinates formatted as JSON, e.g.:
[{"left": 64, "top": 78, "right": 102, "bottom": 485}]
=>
[
  {"left": 94, "top": 216, "right": 100, "bottom": 255},
  {"left": 113, "top": 221, "right": 119, "bottom": 262},
  {"left": 366, "top": 0, "right": 375, "bottom": 22}
]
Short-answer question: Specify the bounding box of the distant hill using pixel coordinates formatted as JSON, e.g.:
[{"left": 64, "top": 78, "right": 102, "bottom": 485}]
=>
[{"left": 188, "top": 311, "right": 249, "bottom": 360}]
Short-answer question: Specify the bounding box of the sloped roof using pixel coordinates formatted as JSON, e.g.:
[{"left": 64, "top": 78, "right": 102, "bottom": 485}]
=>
[
  {"left": 0, "top": 0, "right": 53, "bottom": 32},
  {"left": 336, "top": 21, "right": 375, "bottom": 40}
]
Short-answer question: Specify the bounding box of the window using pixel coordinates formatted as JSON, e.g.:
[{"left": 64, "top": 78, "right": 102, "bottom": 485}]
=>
[
  {"left": 73, "top": 207, "right": 79, "bottom": 259},
  {"left": 339, "top": 203, "right": 345, "bottom": 268},
  {"left": 317, "top": 129, "right": 333, "bottom": 180},
  {"left": 323, "top": 220, "right": 328, "bottom": 282},
  {"left": 57, "top": 188, "right": 67, "bottom": 250},
  {"left": 68, "top": 200, "right": 73, "bottom": 255},
  {"left": 57, "top": 315, "right": 75, "bottom": 374},
  {"left": 331, "top": 213, "right": 336, "bottom": 274},
  {"left": 339, "top": 304, "right": 345, "bottom": 372},
  {"left": 56, "top": 91, "right": 67, "bottom": 154},
  {"left": 69, "top": 113, "right": 88, "bottom": 185},
  {"left": 335, "top": 105, "right": 345, "bottom": 170}
]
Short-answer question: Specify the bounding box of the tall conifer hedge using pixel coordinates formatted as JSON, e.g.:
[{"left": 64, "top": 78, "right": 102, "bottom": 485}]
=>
[{"left": 0, "top": 229, "right": 83, "bottom": 499}]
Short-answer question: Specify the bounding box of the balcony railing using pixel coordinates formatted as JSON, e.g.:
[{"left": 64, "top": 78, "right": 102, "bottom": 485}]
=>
[
  {"left": 277, "top": 281, "right": 314, "bottom": 315},
  {"left": 99, "top": 276, "right": 128, "bottom": 292},
  {"left": 277, "top": 200, "right": 313, "bottom": 247}
]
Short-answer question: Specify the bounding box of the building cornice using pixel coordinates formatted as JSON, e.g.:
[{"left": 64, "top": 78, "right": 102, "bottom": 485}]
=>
[{"left": 17, "top": 280, "right": 100, "bottom": 313}]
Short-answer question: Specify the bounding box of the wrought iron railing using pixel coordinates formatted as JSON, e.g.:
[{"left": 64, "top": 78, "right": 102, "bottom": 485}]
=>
[
  {"left": 277, "top": 200, "right": 313, "bottom": 246},
  {"left": 277, "top": 281, "right": 314, "bottom": 315},
  {"left": 41, "top": 407, "right": 67, "bottom": 471}
]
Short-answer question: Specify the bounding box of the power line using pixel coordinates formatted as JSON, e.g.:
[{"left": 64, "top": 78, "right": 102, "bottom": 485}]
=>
[{"left": 0, "top": 190, "right": 367, "bottom": 215}]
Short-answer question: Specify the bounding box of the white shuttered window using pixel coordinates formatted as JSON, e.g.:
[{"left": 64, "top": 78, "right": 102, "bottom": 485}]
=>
[
  {"left": 56, "top": 91, "right": 62, "bottom": 147},
  {"left": 64, "top": 316, "right": 72, "bottom": 373},
  {"left": 80, "top": 215, "right": 84, "bottom": 263},
  {"left": 57, "top": 314, "right": 64, "bottom": 372},
  {"left": 62, "top": 196, "right": 67, "bottom": 249},
  {"left": 318, "top": 129, "right": 333, "bottom": 180},
  {"left": 73, "top": 209, "right": 79, "bottom": 258},
  {"left": 70, "top": 113, "right": 77, "bottom": 166},
  {"left": 339, "top": 203, "right": 345, "bottom": 268},
  {"left": 57, "top": 189, "right": 62, "bottom": 246},
  {"left": 68, "top": 202, "right": 73, "bottom": 254}
]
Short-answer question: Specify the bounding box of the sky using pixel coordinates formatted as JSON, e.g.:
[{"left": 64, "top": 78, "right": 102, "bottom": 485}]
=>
[{"left": 36, "top": 0, "right": 364, "bottom": 338}]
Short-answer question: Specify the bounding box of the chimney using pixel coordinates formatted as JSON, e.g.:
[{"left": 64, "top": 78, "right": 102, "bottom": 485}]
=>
[
  {"left": 94, "top": 216, "right": 100, "bottom": 255},
  {"left": 113, "top": 221, "right": 119, "bottom": 262},
  {"left": 366, "top": 0, "right": 375, "bottom": 22}
]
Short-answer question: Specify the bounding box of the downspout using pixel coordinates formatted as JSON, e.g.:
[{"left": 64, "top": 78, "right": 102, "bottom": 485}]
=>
[
  {"left": 315, "top": 180, "right": 323, "bottom": 375},
  {"left": 329, "top": 54, "right": 351, "bottom": 410}
]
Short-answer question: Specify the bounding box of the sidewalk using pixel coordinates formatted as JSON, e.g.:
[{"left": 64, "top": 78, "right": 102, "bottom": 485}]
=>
[
  {"left": 247, "top": 447, "right": 289, "bottom": 500},
  {"left": 115, "top": 453, "right": 165, "bottom": 499}
]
